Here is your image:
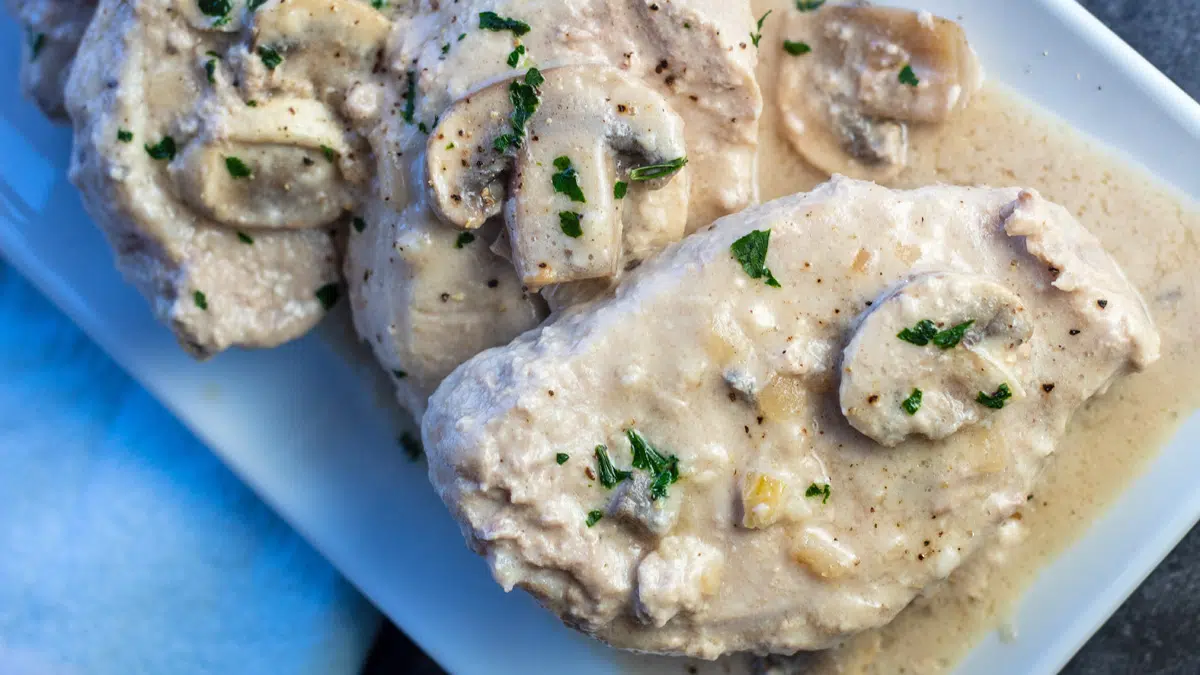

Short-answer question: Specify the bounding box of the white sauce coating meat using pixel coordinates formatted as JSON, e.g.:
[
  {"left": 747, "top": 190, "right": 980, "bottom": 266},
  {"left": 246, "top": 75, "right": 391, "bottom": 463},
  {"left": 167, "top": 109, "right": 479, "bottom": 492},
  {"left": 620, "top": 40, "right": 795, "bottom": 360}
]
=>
[
  {"left": 423, "top": 178, "right": 1158, "bottom": 658},
  {"left": 347, "top": 0, "right": 762, "bottom": 414},
  {"left": 7, "top": 0, "right": 96, "bottom": 118}
]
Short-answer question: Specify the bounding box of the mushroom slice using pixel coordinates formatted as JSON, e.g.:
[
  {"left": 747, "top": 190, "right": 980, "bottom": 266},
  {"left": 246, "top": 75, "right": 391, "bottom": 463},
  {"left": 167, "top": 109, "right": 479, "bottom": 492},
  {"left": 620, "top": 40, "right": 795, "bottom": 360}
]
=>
[
  {"left": 426, "top": 65, "right": 688, "bottom": 289},
  {"left": 172, "top": 97, "right": 355, "bottom": 229},
  {"left": 777, "top": 3, "right": 982, "bottom": 180},
  {"left": 840, "top": 272, "right": 1033, "bottom": 447},
  {"left": 249, "top": 0, "right": 391, "bottom": 97}
]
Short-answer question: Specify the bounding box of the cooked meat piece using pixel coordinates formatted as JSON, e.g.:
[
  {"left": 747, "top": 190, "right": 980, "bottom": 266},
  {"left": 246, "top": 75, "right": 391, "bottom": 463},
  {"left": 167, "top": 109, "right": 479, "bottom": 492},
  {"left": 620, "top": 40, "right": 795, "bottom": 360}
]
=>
[
  {"left": 777, "top": 3, "right": 982, "bottom": 180},
  {"left": 347, "top": 0, "right": 762, "bottom": 412},
  {"left": 7, "top": 0, "right": 96, "bottom": 118},
  {"left": 422, "top": 177, "right": 1158, "bottom": 658},
  {"left": 64, "top": 0, "right": 397, "bottom": 355}
]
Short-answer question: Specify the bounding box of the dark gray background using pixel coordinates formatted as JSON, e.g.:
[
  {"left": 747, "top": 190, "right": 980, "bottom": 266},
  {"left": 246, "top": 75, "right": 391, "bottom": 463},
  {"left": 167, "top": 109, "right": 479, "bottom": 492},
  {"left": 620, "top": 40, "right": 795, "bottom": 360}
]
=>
[{"left": 361, "top": 2, "right": 1200, "bottom": 673}]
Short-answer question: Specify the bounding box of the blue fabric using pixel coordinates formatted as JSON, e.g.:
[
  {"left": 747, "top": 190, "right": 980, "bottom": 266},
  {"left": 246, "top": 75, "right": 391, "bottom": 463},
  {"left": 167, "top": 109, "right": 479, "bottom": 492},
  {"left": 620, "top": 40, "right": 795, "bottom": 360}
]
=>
[{"left": 0, "top": 262, "right": 380, "bottom": 674}]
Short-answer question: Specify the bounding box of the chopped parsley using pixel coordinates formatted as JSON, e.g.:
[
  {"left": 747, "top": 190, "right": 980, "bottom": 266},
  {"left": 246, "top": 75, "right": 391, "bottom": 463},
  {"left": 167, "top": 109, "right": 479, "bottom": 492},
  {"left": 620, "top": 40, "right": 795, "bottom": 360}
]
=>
[
  {"left": 585, "top": 510, "right": 603, "bottom": 527},
  {"left": 730, "top": 229, "right": 781, "bottom": 288},
  {"left": 479, "top": 11, "right": 530, "bottom": 36},
  {"left": 795, "top": 0, "right": 825, "bottom": 10},
  {"left": 551, "top": 156, "right": 587, "bottom": 203},
  {"left": 454, "top": 231, "right": 476, "bottom": 248},
  {"left": 258, "top": 46, "right": 283, "bottom": 71},
  {"left": 321, "top": 144, "right": 337, "bottom": 162},
  {"left": 897, "top": 319, "right": 937, "bottom": 345},
  {"left": 750, "top": 10, "right": 771, "bottom": 48},
  {"left": 458, "top": 33, "right": 467, "bottom": 42},
  {"left": 246, "top": 100, "right": 258, "bottom": 107},
  {"left": 493, "top": 68, "right": 543, "bottom": 152},
  {"left": 198, "top": 0, "right": 231, "bottom": 18},
  {"left": 144, "top": 136, "right": 177, "bottom": 161},
  {"left": 627, "top": 429, "right": 680, "bottom": 501},
  {"left": 205, "top": 57, "right": 218, "bottom": 84},
  {"left": 594, "top": 445, "right": 631, "bottom": 489},
  {"left": 248, "top": 0, "right": 268, "bottom": 10},
  {"left": 401, "top": 71, "right": 417, "bottom": 124},
  {"left": 613, "top": 181, "right": 628, "bottom": 199},
  {"left": 899, "top": 64, "right": 920, "bottom": 86},
  {"left": 236, "top": 231, "right": 254, "bottom": 245},
  {"left": 901, "top": 388, "right": 923, "bottom": 415},
  {"left": 441, "top": 43, "right": 451, "bottom": 56},
  {"left": 524, "top": 67, "right": 545, "bottom": 87},
  {"left": 806, "top": 482, "right": 831, "bottom": 504},
  {"left": 29, "top": 31, "right": 46, "bottom": 60},
  {"left": 506, "top": 44, "right": 525, "bottom": 68},
  {"left": 193, "top": 290, "right": 208, "bottom": 310},
  {"left": 629, "top": 157, "right": 687, "bottom": 181},
  {"left": 399, "top": 432, "right": 423, "bottom": 461},
  {"left": 392, "top": 369, "right": 407, "bottom": 379},
  {"left": 556, "top": 453, "right": 570, "bottom": 465},
  {"left": 116, "top": 129, "right": 133, "bottom": 143},
  {"left": 224, "top": 156, "right": 252, "bottom": 178},
  {"left": 353, "top": 217, "right": 367, "bottom": 233},
  {"left": 370, "top": 0, "right": 385, "bottom": 9},
  {"left": 418, "top": 121, "right": 429, "bottom": 134},
  {"left": 931, "top": 320, "right": 974, "bottom": 349},
  {"left": 783, "top": 40, "right": 812, "bottom": 55},
  {"left": 559, "top": 211, "right": 583, "bottom": 238},
  {"left": 315, "top": 283, "right": 340, "bottom": 310},
  {"left": 445, "top": 142, "right": 456, "bottom": 150},
  {"left": 977, "top": 383, "right": 1013, "bottom": 410}
]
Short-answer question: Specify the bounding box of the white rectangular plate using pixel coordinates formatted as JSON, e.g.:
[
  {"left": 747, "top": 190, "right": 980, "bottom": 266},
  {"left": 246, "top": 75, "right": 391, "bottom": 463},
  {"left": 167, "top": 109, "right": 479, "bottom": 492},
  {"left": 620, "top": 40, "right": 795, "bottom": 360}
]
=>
[{"left": 1, "top": 1, "right": 1198, "bottom": 673}]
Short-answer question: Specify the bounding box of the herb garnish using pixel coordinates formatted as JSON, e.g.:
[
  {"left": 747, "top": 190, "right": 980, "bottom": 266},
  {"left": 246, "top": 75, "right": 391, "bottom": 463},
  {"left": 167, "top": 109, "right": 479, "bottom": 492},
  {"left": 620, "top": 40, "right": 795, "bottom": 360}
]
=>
[
  {"left": 595, "top": 444, "right": 631, "bottom": 489},
  {"left": 627, "top": 429, "right": 680, "bottom": 501},
  {"left": 556, "top": 453, "right": 569, "bottom": 465},
  {"left": 392, "top": 369, "right": 407, "bottom": 379},
  {"left": 315, "top": 283, "right": 340, "bottom": 310},
  {"left": 400, "top": 432, "right": 423, "bottom": 461},
  {"left": 751, "top": 10, "right": 771, "bottom": 48},
  {"left": 455, "top": 231, "right": 476, "bottom": 249},
  {"left": 629, "top": 157, "right": 687, "bottom": 181},
  {"left": 205, "top": 57, "right": 218, "bottom": 84},
  {"left": 559, "top": 211, "right": 583, "bottom": 238},
  {"left": 246, "top": 100, "right": 258, "bottom": 107},
  {"left": 931, "top": 320, "right": 973, "bottom": 349},
  {"left": 418, "top": 121, "right": 429, "bottom": 134},
  {"left": 795, "top": 0, "right": 825, "bottom": 10},
  {"left": 248, "top": 0, "right": 268, "bottom": 10},
  {"left": 552, "top": 156, "right": 587, "bottom": 203},
  {"left": 613, "top": 181, "right": 628, "bottom": 199},
  {"left": 730, "top": 229, "right": 781, "bottom": 288},
  {"left": 370, "top": 0, "right": 385, "bottom": 8},
  {"left": 352, "top": 217, "right": 367, "bottom": 233},
  {"left": 479, "top": 11, "right": 530, "bottom": 36},
  {"left": 783, "top": 40, "right": 811, "bottom": 55},
  {"left": 29, "top": 31, "right": 46, "bottom": 60},
  {"left": 144, "top": 136, "right": 177, "bottom": 161},
  {"left": 117, "top": 129, "right": 133, "bottom": 143},
  {"left": 193, "top": 290, "right": 208, "bottom": 310},
  {"left": 506, "top": 44, "right": 525, "bottom": 68},
  {"left": 901, "top": 388, "right": 922, "bottom": 415},
  {"left": 320, "top": 145, "right": 336, "bottom": 162},
  {"left": 198, "top": 0, "right": 231, "bottom": 18},
  {"left": 236, "top": 231, "right": 254, "bottom": 245},
  {"left": 806, "top": 482, "right": 832, "bottom": 504},
  {"left": 492, "top": 68, "right": 543, "bottom": 152},
  {"left": 976, "top": 383, "right": 1012, "bottom": 409},
  {"left": 224, "top": 156, "right": 252, "bottom": 178},
  {"left": 258, "top": 45, "right": 283, "bottom": 70},
  {"left": 897, "top": 319, "right": 973, "bottom": 348},
  {"left": 401, "top": 71, "right": 417, "bottom": 124},
  {"left": 585, "top": 510, "right": 603, "bottom": 527},
  {"left": 899, "top": 64, "right": 920, "bottom": 86}
]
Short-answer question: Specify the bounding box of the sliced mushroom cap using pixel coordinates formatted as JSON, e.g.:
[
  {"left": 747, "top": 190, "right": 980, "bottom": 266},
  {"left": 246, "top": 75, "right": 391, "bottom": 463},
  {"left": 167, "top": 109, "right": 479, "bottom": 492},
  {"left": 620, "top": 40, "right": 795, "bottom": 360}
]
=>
[
  {"left": 840, "top": 272, "right": 1033, "bottom": 447},
  {"left": 777, "top": 3, "right": 982, "bottom": 180},
  {"left": 426, "top": 65, "right": 688, "bottom": 289},
  {"left": 172, "top": 97, "right": 355, "bottom": 229}
]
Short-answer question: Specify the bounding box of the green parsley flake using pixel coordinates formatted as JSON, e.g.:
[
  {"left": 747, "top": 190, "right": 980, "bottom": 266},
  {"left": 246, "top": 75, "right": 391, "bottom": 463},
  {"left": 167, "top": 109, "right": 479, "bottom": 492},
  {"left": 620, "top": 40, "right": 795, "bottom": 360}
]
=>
[
  {"left": 321, "top": 145, "right": 336, "bottom": 162},
  {"left": 730, "top": 229, "right": 781, "bottom": 288},
  {"left": 585, "top": 510, "right": 603, "bottom": 527},
  {"left": 445, "top": 142, "right": 456, "bottom": 150},
  {"left": 627, "top": 429, "right": 680, "bottom": 501},
  {"left": 795, "top": 0, "right": 825, "bottom": 10},
  {"left": 144, "top": 136, "right": 177, "bottom": 161},
  {"left": 493, "top": 68, "right": 543, "bottom": 152},
  {"left": 751, "top": 10, "right": 771, "bottom": 48},
  {"left": 315, "top": 283, "right": 340, "bottom": 310},
  {"left": 479, "top": 11, "right": 530, "bottom": 36},
  {"left": 806, "top": 482, "right": 832, "bottom": 504},
  {"left": 205, "top": 58, "right": 217, "bottom": 84},
  {"left": 977, "top": 383, "right": 1013, "bottom": 410},
  {"left": 353, "top": 217, "right": 366, "bottom": 233},
  {"left": 629, "top": 157, "right": 687, "bottom": 181},
  {"left": 400, "top": 432, "right": 423, "bottom": 461},
  {"left": 524, "top": 67, "right": 544, "bottom": 87},
  {"left": 224, "top": 156, "right": 252, "bottom": 178},
  {"left": 613, "top": 181, "right": 628, "bottom": 199},
  {"left": 198, "top": 0, "right": 231, "bottom": 17},
  {"left": 236, "top": 231, "right": 254, "bottom": 245},
  {"left": 441, "top": 43, "right": 451, "bottom": 56},
  {"left": 458, "top": 33, "right": 467, "bottom": 42},
  {"left": 116, "top": 129, "right": 133, "bottom": 143},
  {"left": 258, "top": 46, "right": 283, "bottom": 70},
  {"left": 551, "top": 156, "right": 587, "bottom": 203},
  {"left": 29, "top": 31, "right": 46, "bottom": 60},
  {"left": 595, "top": 445, "right": 631, "bottom": 489},
  {"left": 559, "top": 211, "right": 583, "bottom": 238},
  {"left": 506, "top": 44, "right": 525, "bottom": 68},
  {"left": 246, "top": 100, "right": 258, "bottom": 107},
  {"left": 193, "top": 290, "right": 208, "bottom": 311},
  {"left": 370, "top": 0, "right": 385, "bottom": 9},
  {"left": 402, "top": 71, "right": 417, "bottom": 124},
  {"left": 901, "top": 388, "right": 923, "bottom": 415},
  {"left": 556, "top": 453, "right": 569, "bottom": 465},
  {"left": 248, "top": 0, "right": 268, "bottom": 10},
  {"left": 899, "top": 64, "right": 920, "bottom": 86},
  {"left": 931, "top": 320, "right": 974, "bottom": 349},
  {"left": 392, "top": 369, "right": 407, "bottom": 379},
  {"left": 897, "top": 319, "right": 937, "bottom": 345},
  {"left": 783, "top": 40, "right": 812, "bottom": 55},
  {"left": 455, "top": 231, "right": 476, "bottom": 249}
]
